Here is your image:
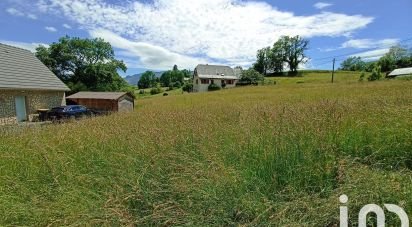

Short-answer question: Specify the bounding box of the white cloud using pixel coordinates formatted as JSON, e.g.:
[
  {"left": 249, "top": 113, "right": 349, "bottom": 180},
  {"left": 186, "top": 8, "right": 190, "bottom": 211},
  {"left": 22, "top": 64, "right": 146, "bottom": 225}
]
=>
[
  {"left": 63, "top": 23, "right": 72, "bottom": 29},
  {"left": 351, "top": 48, "right": 390, "bottom": 61},
  {"left": 90, "top": 29, "right": 208, "bottom": 70},
  {"left": 6, "top": 7, "right": 24, "bottom": 16},
  {"left": 314, "top": 2, "right": 333, "bottom": 10},
  {"left": 0, "top": 40, "right": 49, "bottom": 52},
  {"left": 6, "top": 7, "right": 37, "bottom": 19},
  {"left": 37, "top": 0, "right": 374, "bottom": 69},
  {"left": 45, "top": 26, "right": 57, "bottom": 32},
  {"left": 341, "top": 38, "right": 399, "bottom": 49},
  {"left": 27, "top": 14, "right": 38, "bottom": 19}
]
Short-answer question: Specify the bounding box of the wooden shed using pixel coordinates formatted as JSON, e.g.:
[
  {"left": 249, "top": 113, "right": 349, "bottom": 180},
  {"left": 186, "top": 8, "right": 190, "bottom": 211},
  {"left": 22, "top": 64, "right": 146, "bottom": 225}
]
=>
[{"left": 66, "top": 92, "right": 135, "bottom": 112}]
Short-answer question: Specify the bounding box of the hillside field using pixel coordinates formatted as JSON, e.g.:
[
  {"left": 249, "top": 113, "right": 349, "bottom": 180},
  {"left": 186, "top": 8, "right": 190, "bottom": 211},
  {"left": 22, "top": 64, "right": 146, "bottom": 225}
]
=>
[{"left": 0, "top": 72, "right": 411, "bottom": 226}]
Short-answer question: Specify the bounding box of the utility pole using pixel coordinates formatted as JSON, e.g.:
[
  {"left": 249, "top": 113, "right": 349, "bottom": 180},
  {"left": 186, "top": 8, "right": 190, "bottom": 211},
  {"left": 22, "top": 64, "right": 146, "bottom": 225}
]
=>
[{"left": 331, "top": 58, "right": 336, "bottom": 83}]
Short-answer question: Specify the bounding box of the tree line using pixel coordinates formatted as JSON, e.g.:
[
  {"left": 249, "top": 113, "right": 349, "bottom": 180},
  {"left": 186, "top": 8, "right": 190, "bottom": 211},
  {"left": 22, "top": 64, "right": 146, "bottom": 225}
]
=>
[
  {"left": 137, "top": 65, "right": 191, "bottom": 89},
  {"left": 340, "top": 45, "right": 412, "bottom": 73}
]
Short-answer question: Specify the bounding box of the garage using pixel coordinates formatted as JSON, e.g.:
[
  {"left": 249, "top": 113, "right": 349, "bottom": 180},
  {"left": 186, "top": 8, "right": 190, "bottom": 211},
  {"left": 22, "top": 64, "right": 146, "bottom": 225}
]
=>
[{"left": 66, "top": 92, "right": 135, "bottom": 112}]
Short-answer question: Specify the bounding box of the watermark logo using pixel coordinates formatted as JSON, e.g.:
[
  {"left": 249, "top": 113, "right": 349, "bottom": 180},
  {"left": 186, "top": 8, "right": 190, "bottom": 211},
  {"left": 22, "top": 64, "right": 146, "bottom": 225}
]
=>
[{"left": 340, "top": 194, "right": 409, "bottom": 227}]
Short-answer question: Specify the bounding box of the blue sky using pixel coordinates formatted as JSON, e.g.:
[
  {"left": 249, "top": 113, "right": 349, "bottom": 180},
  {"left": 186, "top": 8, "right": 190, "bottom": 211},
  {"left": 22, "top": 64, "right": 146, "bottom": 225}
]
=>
[{"left": 1, "top": 0, "right": 411, "bottom": 76}]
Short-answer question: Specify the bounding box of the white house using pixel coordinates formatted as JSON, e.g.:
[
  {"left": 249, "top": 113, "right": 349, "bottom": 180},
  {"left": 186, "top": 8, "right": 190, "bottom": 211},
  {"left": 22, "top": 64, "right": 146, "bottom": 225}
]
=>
[{"left": 192, "top": 64, "right": 239, "bottom": 92}]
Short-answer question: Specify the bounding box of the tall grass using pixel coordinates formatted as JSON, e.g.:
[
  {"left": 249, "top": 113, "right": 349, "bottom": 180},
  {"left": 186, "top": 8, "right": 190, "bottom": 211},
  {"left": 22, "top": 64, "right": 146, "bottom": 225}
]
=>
[{"left": 0, "top": 80, "right": 411, "bottom": 225}]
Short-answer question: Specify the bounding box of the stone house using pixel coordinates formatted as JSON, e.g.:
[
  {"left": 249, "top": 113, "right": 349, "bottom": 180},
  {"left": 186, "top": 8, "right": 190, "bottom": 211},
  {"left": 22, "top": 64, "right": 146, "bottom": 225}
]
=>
[
  {"left": 0, "top": 43, "right": 70, "bottom": 125},
  {"left": 192, "top": 64, "right": 239, "bottom": 92}
]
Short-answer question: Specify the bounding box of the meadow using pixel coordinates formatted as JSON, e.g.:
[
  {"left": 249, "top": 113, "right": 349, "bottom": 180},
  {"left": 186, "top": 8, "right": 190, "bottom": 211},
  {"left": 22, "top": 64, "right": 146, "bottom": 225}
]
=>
[{"left": 0, "top": 72, "right": 411, "bottom": 226}]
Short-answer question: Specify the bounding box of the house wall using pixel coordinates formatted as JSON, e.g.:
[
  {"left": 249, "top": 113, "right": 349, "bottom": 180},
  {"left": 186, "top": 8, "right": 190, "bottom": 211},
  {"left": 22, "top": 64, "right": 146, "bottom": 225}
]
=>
[
  {"left": 68, "top": 98, "right": 118, "bottom": 112},
  {"left": 0, "top": 90, "right": 66, "bottom": 125},
  {"left": 118, "top": 95, "right": 134, "bottom": 112},
  {"left": 193, "top": 76, "right": 237, "bottom": 92}
]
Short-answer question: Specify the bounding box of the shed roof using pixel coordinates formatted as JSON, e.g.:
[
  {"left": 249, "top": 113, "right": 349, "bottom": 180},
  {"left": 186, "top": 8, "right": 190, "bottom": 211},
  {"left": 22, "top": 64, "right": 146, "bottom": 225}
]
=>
[
  {"left": 195, "top": 64, "right": 237, "bottom": 79},
  {"left": 388, "top": 67, "right": 412, "bottom": 77},
  {"left": 0, "top": 43, "right": 70, "bottom": 91},
  {"left": 67, "top": 92, "right": 130, "bottom": 100}
]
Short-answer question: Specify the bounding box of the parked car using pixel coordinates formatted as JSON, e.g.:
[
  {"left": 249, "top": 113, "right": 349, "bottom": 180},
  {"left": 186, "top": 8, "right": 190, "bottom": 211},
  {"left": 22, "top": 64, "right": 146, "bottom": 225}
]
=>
[{"left": 48, "top": 105, "right": 95, "bottom": 120}]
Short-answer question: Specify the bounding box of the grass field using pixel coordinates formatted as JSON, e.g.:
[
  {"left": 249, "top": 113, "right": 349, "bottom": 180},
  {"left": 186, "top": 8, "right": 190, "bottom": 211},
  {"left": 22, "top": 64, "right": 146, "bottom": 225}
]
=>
[{"left": 1, "top": 72, "right": 411, "bottom": 226}]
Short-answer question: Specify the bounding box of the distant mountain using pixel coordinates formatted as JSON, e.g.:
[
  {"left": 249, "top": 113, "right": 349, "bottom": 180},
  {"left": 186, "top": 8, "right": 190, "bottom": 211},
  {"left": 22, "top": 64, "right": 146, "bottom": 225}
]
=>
[{"left": 124, "top": 71, "right": 164, "bottom": 86}]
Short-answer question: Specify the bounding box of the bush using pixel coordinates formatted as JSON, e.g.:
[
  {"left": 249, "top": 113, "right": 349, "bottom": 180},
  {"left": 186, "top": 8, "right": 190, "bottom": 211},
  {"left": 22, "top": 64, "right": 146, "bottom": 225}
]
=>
[
  {"left": 150, "top": 87, "right": 163, "bottom": 95},
  {"left": 139, "top": 89, "right": 145, "bottom": 94},
  {"left": 368, "top": 65, "right": 382, "bottom": 81},
  {"left": 169, "top": 81, "right": 182, "bottom": 89},
  {"left": 208, "top": 83, "right": 221, "bottom": 91},
  {"left": 182, "top": 83, "right": 193, "bottom": 92},
  {"left": 359, "top": 71, "right": 366, "bottom": 82},
  {"left": 240, "top": 69, "right": 264, "bottom": 85}
]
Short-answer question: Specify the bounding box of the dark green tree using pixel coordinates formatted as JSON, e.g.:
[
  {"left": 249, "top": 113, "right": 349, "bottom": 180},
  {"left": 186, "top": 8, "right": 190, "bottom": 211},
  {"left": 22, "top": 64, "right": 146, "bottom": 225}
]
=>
[
  {"left": 35, "top": 36, "right": 129, "bottom": 92},
  {"left": 253, "top": 35, "right": 309, "bottom": 75},
  {"left": 340, "top": 56, "right": 366, "bottom": 71},
  {"left": 138, "top": 71, "right": 157, "bottom": 89},
  {"left": 278, "top": 36, "right": 309, "bottom": 72},
  {"left": 253, "top": 47, "right": 271, "bottom": 75}
]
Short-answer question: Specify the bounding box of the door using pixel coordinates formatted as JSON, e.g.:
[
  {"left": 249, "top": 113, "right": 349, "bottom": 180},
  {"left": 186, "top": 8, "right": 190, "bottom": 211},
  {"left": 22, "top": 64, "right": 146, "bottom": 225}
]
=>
[{"left": 15, "top": 96, "right": 27, "bottom": 122}]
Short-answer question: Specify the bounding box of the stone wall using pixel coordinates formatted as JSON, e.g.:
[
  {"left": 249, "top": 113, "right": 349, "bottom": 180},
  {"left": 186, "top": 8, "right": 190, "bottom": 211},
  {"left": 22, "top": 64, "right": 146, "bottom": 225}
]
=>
[{"left": 0, "top": 90, "right": 66, "bottom": 125}]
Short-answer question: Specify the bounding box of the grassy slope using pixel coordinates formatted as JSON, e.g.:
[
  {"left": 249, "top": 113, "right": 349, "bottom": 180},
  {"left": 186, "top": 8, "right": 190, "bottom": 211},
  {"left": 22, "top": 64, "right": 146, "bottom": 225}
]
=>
[{"left": 1, "top": 72, "right": 412, "bottom": 226}]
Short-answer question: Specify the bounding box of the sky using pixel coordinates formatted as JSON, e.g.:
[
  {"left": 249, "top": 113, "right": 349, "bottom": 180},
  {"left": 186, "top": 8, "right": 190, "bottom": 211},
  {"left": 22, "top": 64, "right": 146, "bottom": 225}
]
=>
[{"left": 1, "top": 0, "right": 411, "bottom": 76}]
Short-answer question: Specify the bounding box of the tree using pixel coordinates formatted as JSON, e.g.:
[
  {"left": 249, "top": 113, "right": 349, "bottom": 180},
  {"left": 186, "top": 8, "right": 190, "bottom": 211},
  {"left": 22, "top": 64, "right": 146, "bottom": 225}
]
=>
[
  {"left": 253, "top": 35, "right": 309, "bottom": 75},
  {"left": 270, "top": 41, "right": 285, "bottom": 73},
  {"left": 277, "top": 36, "right": 309, "bottom": 73},
  {"left": 378, "top": 55, "right": 396, "bottom": 73},
  {"left": 253, "top": 47, "right": 271, "bottom": 75},
  {"left": 138, "top": 71, "right": 157, "bottom": 89},
  {"left": 378, "top": 45, "right": 411, "bottom": 72},
  {"left": 340, "top": 57, "right": 366, "bottom": 71},
  {"left": 160, "top": 71, "right": 172, "bottom": 87},
  {"left": 160, "top": 65, "right": 186, "bottom": 87},
  {"left": 35, "top": 36, "right": 128, "bottom": 92}
]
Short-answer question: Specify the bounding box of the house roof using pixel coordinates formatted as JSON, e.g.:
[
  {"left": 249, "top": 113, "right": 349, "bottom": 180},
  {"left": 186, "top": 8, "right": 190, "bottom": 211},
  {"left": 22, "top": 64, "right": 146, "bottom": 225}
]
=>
[
  {"left": 0, "top": 43, "right": 70, "bottom": 91},
  {"left": 388, "top": 67, "right": 412, "bottom": 77},
  {"left": 67, "top": 92, "right": 130, "bottom": 100},
  {"left": 195, "top": 64, "right": 238, "bottom": 79}
]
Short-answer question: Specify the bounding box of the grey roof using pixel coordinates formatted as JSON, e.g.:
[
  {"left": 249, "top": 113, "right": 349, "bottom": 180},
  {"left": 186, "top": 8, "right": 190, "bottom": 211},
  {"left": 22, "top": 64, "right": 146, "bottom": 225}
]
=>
[
  {"left": 388, "top": 67, "right": 412, "bottom": 77},
  {"left": 67, "top": 92, "right": 130, "bottom": 100},
  {"left": 0, "top": 43, "right": 69, "bottom": 91},
  {"left": 195, "top": 64, "right": 238, "bottom": 79}
]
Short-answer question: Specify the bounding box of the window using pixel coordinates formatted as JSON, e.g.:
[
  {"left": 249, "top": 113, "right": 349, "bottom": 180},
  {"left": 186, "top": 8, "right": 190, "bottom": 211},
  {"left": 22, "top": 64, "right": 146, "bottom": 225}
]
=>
[
  {"left": 211, "top": 79, "right": 214, "bottom": 84},
  {"left": 201, "top": 79, "right": 209, "bottom": 84},
  {"left": 196, "top": 79, "right": 199, "bottom": 84},
  {"left": 226, "top": 80, "right": 234, "bottom": 85}
]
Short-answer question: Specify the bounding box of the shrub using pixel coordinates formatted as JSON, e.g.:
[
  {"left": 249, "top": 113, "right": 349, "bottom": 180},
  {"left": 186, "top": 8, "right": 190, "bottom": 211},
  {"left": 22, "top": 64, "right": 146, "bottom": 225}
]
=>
[
  {"left": 240, "top": 69, "right": 264, "bottom": 85},
  {"left": 221, "top": 81, "right": 227, "bottom": 88},
  {"left": 359, "top": 71, "right": 366, "bottom": 82},
  {"left": 150, "top": 87, "right": 163, "bottom": 95},
  {"left": 368, "top": 65, "right": 382, "bottom": 81},
  {"left": 169, "top": 81, "right": 182, "bottom": 89},
  {"left": 182, "top": 83, "right": 193, "bottom": 92},
  {"left": 208, "top": 83, "right": 221, "bottom": 91},
  {"left": 139, "top": 89, "right": 145, "bottom": 94}
]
